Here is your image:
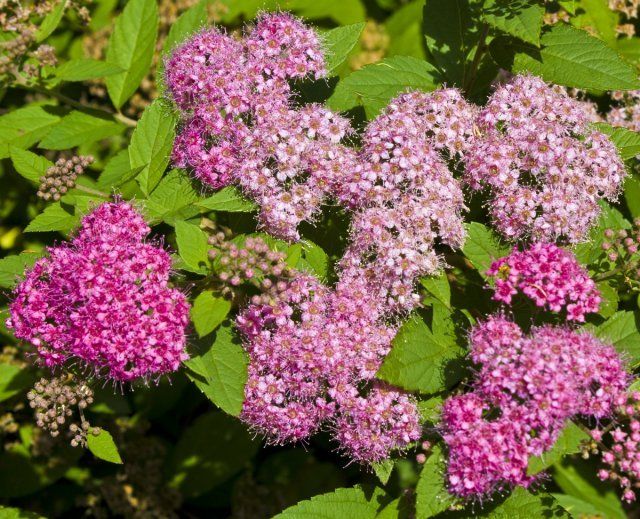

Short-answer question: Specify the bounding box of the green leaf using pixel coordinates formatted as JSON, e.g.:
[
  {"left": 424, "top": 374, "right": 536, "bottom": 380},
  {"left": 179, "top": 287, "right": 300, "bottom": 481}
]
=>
[
  {"left": 0, "top": 252, "right": 40, "bottom": 289},
  {"left": 327, "top": 56, "right": 440, "bottom": 119},
  {"left": 597, "top": 281, "right": 619, "bottom": 319},
  {"left": 594, "top": 311, "right": 640, "bottom": 363},
  {"left": 415, "top": 445, "right": 451, "bottom": 518},
  {"left": 24, "top": 203, "right": 79, "bottom": 233},
  {"left": 422, "top": 0, "right": 483, "bottom": 87},
  {"left": 36, "top": 0, "right": 66, "bottom": 42},
  {"left": 10, "top": 148, "right": 53, "bottom": 184},
  {"left": 185, "top": 324, "right": 248, "bottom": 416},
  {"left": 97, "top": 149, "right": 144, "bottom": 189},
  {"left": 377, "top": 312, "right": 464, "bottom": 394},
  {"left": 385, "top": 0, "right": 427, "bottom": 60},
  {"left": 552, "top": 459, "right": 626, "bottom": 519},
  {"left": 39, "top": 110, "right": 125, "bottom": 150},
  {"left": 322, "top": 23, "right": 366, "bottom": 75},
  {"left": 418, "top": 396, "right": 443, "bottom": 423},
  {"left": 0, "top": 506, "right": 46, "bottom": 518},
  {"left": 54, "top": 59, "right": 123, "bottom": 82},
  {"left": 0, "top": 364, "right": 36, "bottom": 403},
  {"left": 573, "top": 202, "right": 631, "bottom": 265},
  {"left": 462, "top": 222, "right": 510, "bottom": 278},
  {"left": 168, "top": 411, "right": 259, "bottom": 497},
  {"left": 162, "top": 1, "right": 207, "bottom": 55},
  {"left": 105, "top": 0, "right": 159, "bottom": 109},
  {"left": 129, "top": 100, "right": 177, "bottom": 195},
  {"left": 483, "top": 0, "right": 544, "bottom": 46},
  {"left": 592, "top": 122, "right": 640, "bottom": 160},
  {"left": 617, "top": 36, "right": 640, "bottom": 67},
  {"left": 145, "top": 169, "right": 201, "bottom": 224},
  {"left": 190, "top": 291, "right": 231, "bottom": 338},
  {"left": 287, "top": 0, "right": 366, "bottom": 26},
  {"left": 487, "top": 488, "right": 569, "bottom": 517},
  {"left": 420, "top": 272, "right": 451, "bottom": 310},
  {"left": 527, "top": 421, "right": 590, "bottom": 475},
  {"left": 198, "top": 187, "right": 258, "bottom": 212},
  {"left": 86, "top": 429, "right": 122, "bottom": 464},
  {"left": 273, "top": 486, "right": 380, "bottom": 519},
  {"left": 626, "top": 175, "right": 640, "bottom": 219},
  {"left": 490, "top": 24, "right": 640, "bottom": 91},
  {"left": 551, "top": 493, "right": 607, "bottom": 517},
  {"left": 0, "top": 104, "right": 62, "bottom": 158},
  {"left": 301, "top": 240, "right": 329, "bottom": 280},
  {"left": 372, "top": 460, "right": 394, "bottom": 485},
  {"left": 174, "top": 220, "right": 209, "bottom": 273},
  {"left": 571, "top": 0, "right": 618, "bottom": 46}
]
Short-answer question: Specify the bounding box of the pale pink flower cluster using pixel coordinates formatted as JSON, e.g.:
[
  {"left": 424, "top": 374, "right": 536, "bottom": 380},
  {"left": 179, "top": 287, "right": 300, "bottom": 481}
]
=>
[
  {"left": 336, "top": 89, "right": 473, "bottom": 312},
  {"left": 7, "top": 202, "right": 190, "bottom": 382},
  {"left": 607, "top": 90, "right": 640, "bottom": 132},
  {"left": 167, "top": 13, "right": 358, "bottom": 241},
  {"left": 442, "top": 315, "right": 628, "bottom": 498},
  {"left": 487, "top": 242, "right": 601, "bottom": 321},
  {"left": 238, "top": 275, "right": 421, "bottom": 462},
  {"left": 465, "top": 75, "right": 626, "bottom": 243}
]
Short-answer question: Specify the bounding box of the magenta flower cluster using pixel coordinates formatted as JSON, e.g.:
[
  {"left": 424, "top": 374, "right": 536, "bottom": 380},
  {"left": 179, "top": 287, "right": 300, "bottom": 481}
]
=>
[
  {"left": 487, "top": 242, "right": 601, "bottom": 321},
  {"left": 465, "top": 75, "right": 625, "bottom": 243},
  {"left": 442, "top": 315, "right": 628, "bottom": 498},
  {"left": 594, "top": 392, "right": 640, "bottom": 503},
  {"left": 238, "top": 274, "right": 421, "bottom": 463},
  {"left": 6, "top": 202, "right": 190, "bottom": 382}
]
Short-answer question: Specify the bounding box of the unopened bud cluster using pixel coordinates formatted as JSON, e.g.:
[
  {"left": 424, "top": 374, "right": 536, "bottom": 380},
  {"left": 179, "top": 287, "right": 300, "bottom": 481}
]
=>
[
  {"left": 209, "top": 232, "right": 298, "bottom": 307},
  {"left": 37, "top": 155, "right": 94, "bottom": 201},
  {"left": 598, "top": 220, "right": 640, "bottom": 291},
  {"left": 27, "top": 375, "right": 100, "bottom": 447}
]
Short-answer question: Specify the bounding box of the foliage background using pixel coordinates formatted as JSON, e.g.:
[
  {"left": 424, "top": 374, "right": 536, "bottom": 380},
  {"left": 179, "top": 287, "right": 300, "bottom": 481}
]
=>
[{"left": 2, "top": 0, "right": 640, "bottom": 517}]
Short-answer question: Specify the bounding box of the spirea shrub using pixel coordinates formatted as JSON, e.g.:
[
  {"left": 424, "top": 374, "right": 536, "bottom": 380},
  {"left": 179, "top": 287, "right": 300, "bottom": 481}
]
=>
[{"left": 3, "top": 2, "right": 640, "bottom": 517}]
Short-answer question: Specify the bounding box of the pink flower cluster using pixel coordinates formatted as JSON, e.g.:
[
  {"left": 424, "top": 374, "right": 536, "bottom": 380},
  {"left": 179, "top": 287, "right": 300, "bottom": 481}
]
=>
[
  {"left": 6, "top": 202, "right": 190, "bottom": 382},
  {"left": 166, "top": 13, "right": 358, "bottom": 241},
  {"left": 607, "top": 90, "right": 640, "bottom": 133},
  {"left": 238, "top": 274, "right": 421, "bottom": 463},
  {"left": 442, "top": 315, "right": 628, "bottom": 498},
  {"left": 465, "top": 75, "right": 626, "bottom": 243},
  {"left": 594, "top": 392, "right": 640, "bottom": 503},
  {"left": 487, "top": 243, "right": 601, "bottom": 321},
  {"left": 336, "top": 89, "right": 473, "bottom": 312}
]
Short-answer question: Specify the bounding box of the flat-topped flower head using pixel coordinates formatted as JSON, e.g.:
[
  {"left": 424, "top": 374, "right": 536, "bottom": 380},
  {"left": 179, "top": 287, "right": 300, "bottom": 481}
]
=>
[
  {"left": 465, "top": 74, "right": 625, "bottom": 243},
  {"left": 7, "top": 202, "right": 190, "bottom": 382},
  {"left": 487, "top": 242, "right": 601, "bottom": 321}
]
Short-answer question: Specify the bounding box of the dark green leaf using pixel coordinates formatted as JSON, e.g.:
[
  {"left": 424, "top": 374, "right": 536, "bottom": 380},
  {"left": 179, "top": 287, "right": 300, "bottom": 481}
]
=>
[
  {"left": 0, "top": 104, "right": 62, "bottom": 158},
  {"left": 105, "top": 0, "right": 159, "bottom": 108},
  {"left": 168, "top": 411, "right": 259, "bottom": 497},
  {"left": 594, "top": 311, "right": 640, "bottom": 363},
  {"left": 490, "top": 24, "right": 640, "bottom": 91},
  {"left": 39, "top": 110, "right": 125, "bottom": 150},
  {"left": 322, "top": 23, "right": 366, "bottom": 75},
  {"left": 385, "top": 0, "right": 427, "bottom": 59},
  {"left": 10, "top": 148, "right": 52, "bottom": 184},
  {"left": 415, "top": 445, "right": 450, "bottom": 518},
  {"left": 462, "top": 222, "right": 510, "bottom": 278},
  {"left": 198, "top": 187, "right": 258, "bottom": 212},
  {"left": 625, "top": 175, "right": 640, "bottom": 218},
  {"left": 145, "top": 169, "right": 201, "bottom": 224},
  {"left": 483, "top": 0, "right": 544, "bottom": 46},
  {"left": 54, "top": 59, "right": 123, "bottom": 82},
  {"left": 185, "top": 324, "right": 248, "bottom": 416},
  {"left": 0, "top": 364, "right": 36, "bottom": 403},
  {"left": 487, "top": 488, "right": 569, "bottom": 517},
  {"left": 190, "top": 291, "right": 231, "bottom": 338},
  {"left": 0, "top": 252, "right": 40, "bottom": 289},
  {"left": 597, "top": 281, "right": 619, "bottom": 319},
  {"left": 24, "top": 203, "right": 79, "bottom": 233},
  {"left": 592, "top": 122, "right": 640, "bottom": 160},
  {"left": 174, "top": 221, "right": 209, "bottom": 273},
  {"left": 273, "top": 486, "right": 380, "bottom": 519},
  {"left": 327, "top": 56, "right": 440, "bottom": 118},
  {"left": 377, "top": 313, "right": 464, "bottom": 394},
  {"left": 130, "top": 100, "right": 177, "bottom": 195}
]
